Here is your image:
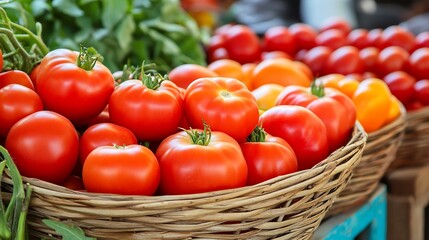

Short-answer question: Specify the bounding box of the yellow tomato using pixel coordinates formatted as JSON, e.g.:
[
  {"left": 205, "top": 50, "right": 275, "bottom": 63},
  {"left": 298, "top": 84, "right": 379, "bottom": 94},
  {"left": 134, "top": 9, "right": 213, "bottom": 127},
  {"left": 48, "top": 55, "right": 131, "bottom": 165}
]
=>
[
  {"left": 385, "top": 96, "right": 402, "bottom": 124},
  {"left": 252, "top": 83, "right": 285, "bottom": 111}
]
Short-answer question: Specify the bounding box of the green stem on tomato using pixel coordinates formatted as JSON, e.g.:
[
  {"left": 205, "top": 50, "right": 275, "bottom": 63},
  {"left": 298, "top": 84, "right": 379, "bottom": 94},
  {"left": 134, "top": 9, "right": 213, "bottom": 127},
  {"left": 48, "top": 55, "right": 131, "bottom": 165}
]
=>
[
  {"left": 246, "top": 125, "right": 267, "bottom": 143},
  {"left": 183, "top": 121, "right": 212, "bottom": 146},
  {"left": 77, "top": 45, "right": 102, "bottom": 71},
  {"left": 311, "top": 80, "right": 325, "bottom": 98}
]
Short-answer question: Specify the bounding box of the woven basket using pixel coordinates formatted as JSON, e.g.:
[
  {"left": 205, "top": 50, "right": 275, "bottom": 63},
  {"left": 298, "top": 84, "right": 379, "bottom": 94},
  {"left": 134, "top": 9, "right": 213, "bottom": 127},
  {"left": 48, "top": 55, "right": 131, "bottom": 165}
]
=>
[
  {"left": 389, "top": 106, "right": 429, "bottom": 170},
  {"left": 1, "top": 124, "right": 367, "bottom": 240},
  {"left": 325, "top": 106, "right": 407, "bottom": 217}
]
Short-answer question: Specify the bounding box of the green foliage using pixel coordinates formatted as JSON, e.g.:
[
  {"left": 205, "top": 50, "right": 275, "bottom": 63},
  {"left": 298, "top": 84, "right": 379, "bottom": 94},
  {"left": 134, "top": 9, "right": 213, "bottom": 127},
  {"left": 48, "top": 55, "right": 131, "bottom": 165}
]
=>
[
  {"left": 42, "top": 219, "right": 96, "bottom": 240},
  {"left": 2, "top": 0, "right": 206, "bottom": 73}
]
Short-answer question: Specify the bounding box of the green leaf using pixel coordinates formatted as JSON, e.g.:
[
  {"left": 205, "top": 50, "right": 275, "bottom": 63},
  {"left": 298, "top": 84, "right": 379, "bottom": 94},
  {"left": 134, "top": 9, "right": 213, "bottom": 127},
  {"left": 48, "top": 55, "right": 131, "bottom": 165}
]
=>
[
  {"left": 30, "top": 0, "right": 50, "bottom": 17},
  {"left": 115, "top": 14, "right": 135, "bottom": 50},
  {"left": 42, "top": 219, "right": 96, "bottom": 240},
  {"left": 52, "top": 0, "right": 84, "bottom": 17},
  {"left": 101, "top": 0, "right": 127, "bottom": 29}
]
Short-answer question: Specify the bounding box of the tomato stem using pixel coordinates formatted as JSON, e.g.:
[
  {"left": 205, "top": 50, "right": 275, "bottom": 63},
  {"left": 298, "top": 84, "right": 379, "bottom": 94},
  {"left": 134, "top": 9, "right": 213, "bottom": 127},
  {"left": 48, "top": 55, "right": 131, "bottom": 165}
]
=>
[
  {"left": 246, "top": 125, "right": 266, "bottom": 142},
  {"left": 77, "top": 45, "right": 102, "bottom": 71},
  {"left": 311, "top": 80, "right": 325, "bottom": 98},
  {"left": 183, "top": 121, "right": 211, "bottom": 146}
]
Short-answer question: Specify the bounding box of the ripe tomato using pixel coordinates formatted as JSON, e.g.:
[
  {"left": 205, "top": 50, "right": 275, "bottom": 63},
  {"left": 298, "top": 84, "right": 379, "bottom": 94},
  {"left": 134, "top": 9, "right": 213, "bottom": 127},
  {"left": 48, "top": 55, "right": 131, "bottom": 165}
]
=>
[
  {"left": 36, "top": 48, "right": 115, "bottom": 124},
  {"left": 168, "top": 64, "right": 218, "bottom": 89},
  {"left": 383, "top": 71, "right": 416, "bottom": 105},
  {"left": 319, "top": 17, "right": 352, "bottom": 35},
  {"left": 263, "top": 26, "right": 297, "bottom": 56},
  {"left": 184, "top": 77, "right": 259, "bottom": 143},
  {"left": 83, "top": 144, "right": 160, "bottom": 195},
  {"left": 376, "top": 46, "right": 409, "bottom": 77},
  {"left": 222, "top": 25, "right": 261, "bottom": 64},
  {"left": 324, "top": 46, "right": 364, "bottom": 75},
  {"left": 315, "top": 29, "right": 349, "bottom": 50},
  {"left": 414, "top": 79, "right": 429, "bottom": 106},
  {"left": 415, "top": 32, "right": 429, "bottom": 49},
  {"left": 5, "top": 111, "right": 79, "bottom": 184},
  {"left": 367, "top": 28, "right": 383, "bottom": 49},
  {"left": 347, "top": 28, "right": 371, "bottom": 49},
  {"left": 0, "top": 70, "right": 35, "bottom": 90},
  {"left": 62, "top": 175, "right": 85, "bottom": 190},
  {"left": 259, "top": 105, "right": 329, "bottom": 170},
  {"left": 252, "top": 83, "right": 285, "bottom": 112},
  {"left": 207, "top": 59, "right": 245, "bottom": 83},
  {"left": 408, "top": 48, "right": 429, "bottom": 80},
  {"left": 359, "top": 47, "right": 380, "bottom": 73},
  {"left": 241, "top": 62, "right": 256, "bottom": 90},
  {"left": 276, "top": 84, "right": 356, "bottom": 152},
  {"left": 380, "top": 26, "right": 415, "bottom": 52},
  {"left": 261, "top": 51, "right": 292, "bottom": 60},
  {"left": 302, "top": 46, "right": 333, "bottom": 76},
  {"left": 289, "top": 23, "right": 318, "bottom": 50},
  {"left": 241, "top": 126, "right": 297, "bottom": 185},
  {"left": 0, "top": 84, "right": 43, "bottom": 138},
  {"left": 109, "top": 76, "right": 183, "bottom": 143},
  {"left": 0, "top": 49, "right": 3, "bottom": 72},
  {"left": 156, "top": 126, "right": 247, "bottom": 195},
  {"left": 79, "top": 123, "right": 138, "bottom": 166}
]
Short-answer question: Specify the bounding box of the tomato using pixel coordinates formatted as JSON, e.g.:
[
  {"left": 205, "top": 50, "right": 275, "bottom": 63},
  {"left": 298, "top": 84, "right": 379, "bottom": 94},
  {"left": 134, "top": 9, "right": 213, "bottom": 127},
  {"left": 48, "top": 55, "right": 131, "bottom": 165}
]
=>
[
  {"left": 156, "top": 125, "right": 247, "bottom": 195},
  {"left": 276, "top": 84, "right": 356, "bottom": 152},
  {"left": 184, "top": 77, "right": 259, "bottom": 143},
  {"left": 376, "top": 46, "right": 409, "bottom": 77},
  {"left": 109, "top": 75, "right": 183, "bottom": 143},
  {"left": 414, "top": 79, "right": 429, "bottom": 106},
  {"left": 259, "top": 105, "right": 329, "bottom": 170},
  {"left": 408, "top": 48, "right": 429, "bottom": 80},
  {"left": 359, "top": 47, "right": 380, "bottom": 73},
  {"left": 0, "top": 49, "right": 3, "bottom": 72},
  {"left": 0, "top": 84, "right": 43, "bottom": 138},
  {"left": 83, "top": 144, "right": 160, "bottom": 195},
  {"left": 252, "top": 58, "right": 311, "bottom": 90},
  {"left": 347, "top": 29, "right": 371, "bottom": 49},
  {"left": 36, "top": 48, "right": 115, "bottom": 124},
  {"left": 263, "top": 26, "right": 297, "bottom": 56},
  {"left": 241, "top": 62, "right": 256, "bottom": 90},
  {"left": 29, "top": 64, "right": 40, "bottom": 87},
  {"left": 380, "top": 26, "right": 415, "bottom": 52},
  {"left": 222, "top": 25, "right": 261, "bottom": 64},
  {"left": 168, "top": 64, "right": 218, "bottom": 89},
  {"left": 206, "top": 34, "right": 226, "bottom": 56},
  {"left": 367, "top": 28, "right": 383, "bottom": 49},
  {"left": 415, "top": 32, "right": 429, "bottom": 49},
  {"left": 0, "top": 70, "right": 35, "bottom": 90},
  {"left": 383, "top": 71, "right": 416, "bottom": 105},
  {"left": 315, "top": 29, "right": 349, "bottom": 50},
  {"left": 208, "top": 59, "right": 245, "bottom": 83},
  {"left": 405, "top": 100, "right": 424, "bottom": 112},
  {"left": 324, "top": 46, "right": 364, "bottom": 75},
  {"left": 5, "top": 111, "right": 79, "bottom": 184},
  {"left": 302, "top": 46, "right": 333, "bottom": 76},
  {"left": 319, "top": 17, "right": 352, "bottom": 35},
  {"left": 241, "top": 126, "right": 297, "bottom": 185},
  {"left": 252, "top": 83, "right": 285, "bottom": 112},
  {"left": 79, "top": 123, "right": 138, "bottom": 166},
  {"left": 261, "top": 51, "right": 292, "bottom": 60},
  {"left": 62, "top": 175, "right": 85, "bottom": 190},
  {"left": 209, "top": 47, "right": 229, "bottom": 62}
]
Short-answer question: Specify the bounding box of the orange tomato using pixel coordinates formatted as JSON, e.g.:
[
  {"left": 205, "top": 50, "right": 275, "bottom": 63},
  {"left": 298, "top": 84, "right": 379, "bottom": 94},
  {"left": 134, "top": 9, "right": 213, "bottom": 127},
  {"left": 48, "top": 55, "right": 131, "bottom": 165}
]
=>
[
  {"left": 207, "top": 59, "right": 248, "bottom": 87},
  {"left": 251, "top": 58, "right": 311, "bottom": 90},
  {"left": 385, "top": 95, "right": 402, "bottom": 124},
  {"left": 317, "top": 74, "right": 359, "bottom": 98},
  {"left": 168, "top": 64, "right": 218, "bottom": 89},
  {"left": 252, "top": 83, "right": 285, "bottom": 112},
  {"left": 241, "top": 63, "right": 257, "bottom": 90}
]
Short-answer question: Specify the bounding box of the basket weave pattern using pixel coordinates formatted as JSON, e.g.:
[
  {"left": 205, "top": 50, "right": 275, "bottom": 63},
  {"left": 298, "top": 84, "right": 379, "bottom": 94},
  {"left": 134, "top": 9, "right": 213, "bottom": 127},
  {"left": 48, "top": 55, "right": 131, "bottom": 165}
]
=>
[
  {"left": 2, "top": 125, "right": 367, "bottom": 240},
  {"left": 326, "top": 108, "right": 406, "bottom": 217},
  {"left": 389, "top": 107, "right": 429, "bottom": 169}
]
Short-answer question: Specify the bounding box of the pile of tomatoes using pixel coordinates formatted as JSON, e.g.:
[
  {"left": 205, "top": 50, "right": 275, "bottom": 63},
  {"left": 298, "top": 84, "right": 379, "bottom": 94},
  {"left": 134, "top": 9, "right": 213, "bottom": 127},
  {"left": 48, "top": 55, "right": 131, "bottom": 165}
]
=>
[{"left": 206, "top": 19, "right": 429, "bottom": 111}]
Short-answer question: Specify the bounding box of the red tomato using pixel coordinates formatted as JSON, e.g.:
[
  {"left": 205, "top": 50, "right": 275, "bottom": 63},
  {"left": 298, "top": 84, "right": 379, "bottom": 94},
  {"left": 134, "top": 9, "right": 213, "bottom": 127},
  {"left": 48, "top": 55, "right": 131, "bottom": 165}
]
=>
[
  {"left": 168, "top": 64, "right": 218, "bottom": 89},
  {"left": 206, "top": 35, "right": 228, "bottom": 63},
  {"left": 289, "top": 23, "right": 317, "bottom": 50},
  {"left": 302, "top": 46, "right": 333, "bottom": 76},
  {"left": 319, "top": 17, "right": 352, "bottom": 35},
  {"left": 376, "top": 46, "right": 409, "bottom": 76},
  {"left": 408, "top": 48, "right": 429, "bottom": 80},
  {"left": 380, "top": 25, "right": 415, "bottom": 52},
  {"left": 0, "top": 49, "right": 3, "bottom": 72},
  {"left": 109, "top": 77, "right": 183, "bottom": 142},
  {"left": 359, "top": 47, "right": 380, "bottom": 73},
  {"left": 184, "top": 77, "right": 259, "bottom": 143},
  {"left": 83, "top": 144, "right": 160, "bottom": 195},
  {"left": 156, "top": 127, "right": 247, "bottom": 195},
  {"left": 276, "top": 85, "right": 356, "bottom": 152},
  {"left": 367, "top": 29, "right": 383, "bottom": 49},
  {"left": 0, "top": 84, "right": 43, "bottom": 138},
  {"left": 36, "top": 48, "right": 115, "bottom": 124},
  {"left": 5, "top": 111, "right": 79, "bottom": 184},
  {"left": 222, "top": 25, "right": 261, "bottom": 64},
  {"left": 0, "top": 70, "right": 35, "bottom": 90},
  {"left": 324, "top": 46, "right": 364, "bottom": 75},
  {"left": 259, "top": 105, "right": 329, "bottom": 170},
  {"left": 315, "top": 29, "right": 349, "bottom": 50},
  {"left": 414, "top": 79, "right": 429, "bottom": 106},
  {"left": 383, "top": 71, "right": 416, "bottom": 105},
  {"left": 415, "top": 32, "right": 429, "bottom": 49},
  {"left": 241, "top": 126, "right": 297, "bottom": 185},
  {"left": 29, "top": 64, "right": 40, "bottom": 87},
  {"left": 261, "top": 51, "right": 292, "bottom": 60},
  {"left": 405, "top": 100, "right": 424, "bottom": 112},
  {"left": 209, "top": 48, "right": 230, "bottom": 62},
  {"left": 79, "top": 123, "right": 138, "bottom": 166},
  {"left": 347, "top": 28, "right": 371, "bottom": 49},
  {"left": 263, "top": 26, "right": 297, "bottom": 56},
  {"left": 62, "top": 175, "right": 85, "bottom": 190}
]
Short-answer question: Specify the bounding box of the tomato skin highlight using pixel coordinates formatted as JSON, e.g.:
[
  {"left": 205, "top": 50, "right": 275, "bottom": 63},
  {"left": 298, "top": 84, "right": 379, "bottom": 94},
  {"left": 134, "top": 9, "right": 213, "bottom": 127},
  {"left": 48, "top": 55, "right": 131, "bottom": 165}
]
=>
[
  {"left": 259, "top": 105, "right": 329, "bottom": 170},
  {"left": 5, "top": 111, "right": 79, "bottom": 184},
  {"left": 83, "top": 144, "right": 160, "bottom": 196},
  {"left": 156, "top": 130, "right": 248, "bottom": 195}
]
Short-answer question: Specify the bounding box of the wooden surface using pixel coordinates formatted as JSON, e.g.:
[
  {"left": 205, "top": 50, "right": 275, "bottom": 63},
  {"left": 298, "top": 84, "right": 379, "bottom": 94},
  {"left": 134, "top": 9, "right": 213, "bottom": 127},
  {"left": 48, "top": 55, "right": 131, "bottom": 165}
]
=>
[{"left": 313, "top": 184, "right": 387, "bottom": 240}]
